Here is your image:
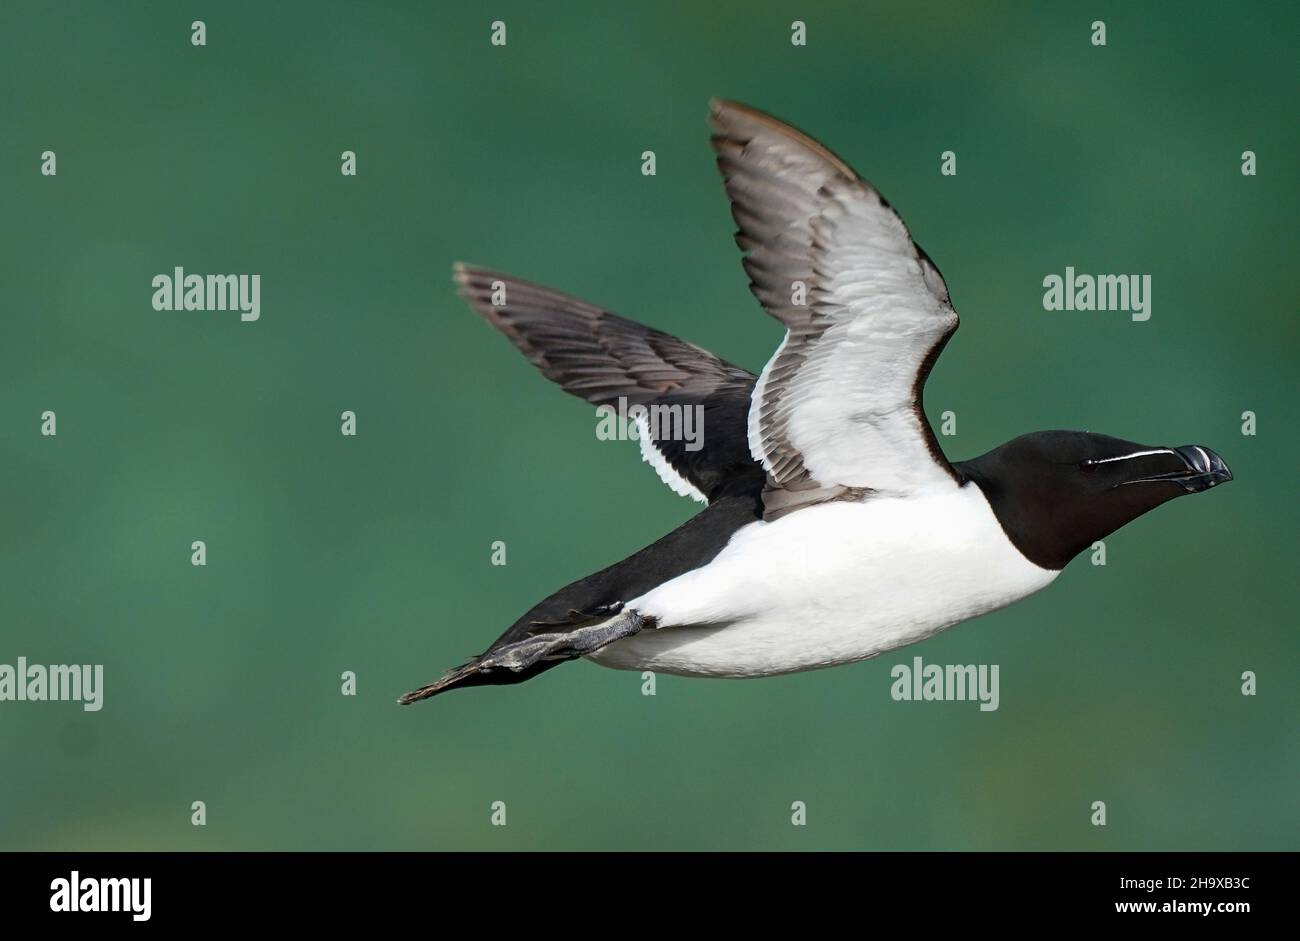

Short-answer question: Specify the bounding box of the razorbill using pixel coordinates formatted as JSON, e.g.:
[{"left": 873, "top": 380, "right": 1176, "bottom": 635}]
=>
[{"left": 399, "top": 99, "right": 1232, "bottom": 704}]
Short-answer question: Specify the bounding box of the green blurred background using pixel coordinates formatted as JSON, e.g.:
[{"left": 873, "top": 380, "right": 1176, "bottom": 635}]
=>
[{"left": 1, "top": 1, "right": 1295, "bottom": 850}]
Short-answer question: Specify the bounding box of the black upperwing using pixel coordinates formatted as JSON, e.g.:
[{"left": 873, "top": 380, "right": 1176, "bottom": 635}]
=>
[{"left": 454, "top": 263, "right": 763, "bottom": 502}]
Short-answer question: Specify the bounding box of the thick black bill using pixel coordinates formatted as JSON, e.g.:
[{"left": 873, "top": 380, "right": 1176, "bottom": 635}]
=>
[{"left": 1128, "top": 445, "right": 1233, "bottom": 493}]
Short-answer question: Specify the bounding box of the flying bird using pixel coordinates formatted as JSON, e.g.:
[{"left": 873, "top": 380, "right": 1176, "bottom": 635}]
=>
[{"left": 399, "top": 99, "right": 1232, "bottom": 704}]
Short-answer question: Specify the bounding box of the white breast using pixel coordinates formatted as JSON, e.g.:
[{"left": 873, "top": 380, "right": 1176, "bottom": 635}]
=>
[{"left": 586, "top": 483, "right": 1057, "bottom": 677}]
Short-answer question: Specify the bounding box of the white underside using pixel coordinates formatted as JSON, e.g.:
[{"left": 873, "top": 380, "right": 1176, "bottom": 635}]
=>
[{"left": 585, "top": 483, "right": 1058, "bottom": 678}]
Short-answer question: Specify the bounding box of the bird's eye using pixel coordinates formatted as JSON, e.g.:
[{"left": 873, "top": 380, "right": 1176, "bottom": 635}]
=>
[{"left": 1080, "top": 459, "right": 1098, "bottom": 472}]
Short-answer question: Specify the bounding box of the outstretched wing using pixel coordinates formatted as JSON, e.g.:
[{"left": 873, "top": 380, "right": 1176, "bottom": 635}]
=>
[
  {"left": 454, "top": 263, "right": 761, "bottom": 502},
  {"left": 709, "top": 99, "right": 960, "bottom": 520}
]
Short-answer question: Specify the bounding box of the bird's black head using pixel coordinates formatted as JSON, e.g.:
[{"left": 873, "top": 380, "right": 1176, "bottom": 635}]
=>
[{"left": 956, "top": 430, "right": 1232, "bottom": 570}]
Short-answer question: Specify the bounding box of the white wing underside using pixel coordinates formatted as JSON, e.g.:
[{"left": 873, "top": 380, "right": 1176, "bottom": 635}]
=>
[
  {"left": 747, "top": 211, "right": 958, "bottom": 492},
  {"left": 712, "top": 99, "right": 961, "bottom": 513}
]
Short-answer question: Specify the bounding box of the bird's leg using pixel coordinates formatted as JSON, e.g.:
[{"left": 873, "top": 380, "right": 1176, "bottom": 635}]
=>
[
  {"left": 524, "top": 601, "right": 624, "bottom": 634},
  {"left": 479, "top": 608, "right": 655, "bottom": 673}
]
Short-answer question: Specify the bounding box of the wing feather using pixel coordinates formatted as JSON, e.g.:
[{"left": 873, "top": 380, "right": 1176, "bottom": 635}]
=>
[
  {"left": 453, "top": 263, "right": 760, "bottom": 502},
  {"left": 709, "top": 100, "right": 959, "bottom": 519}
]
